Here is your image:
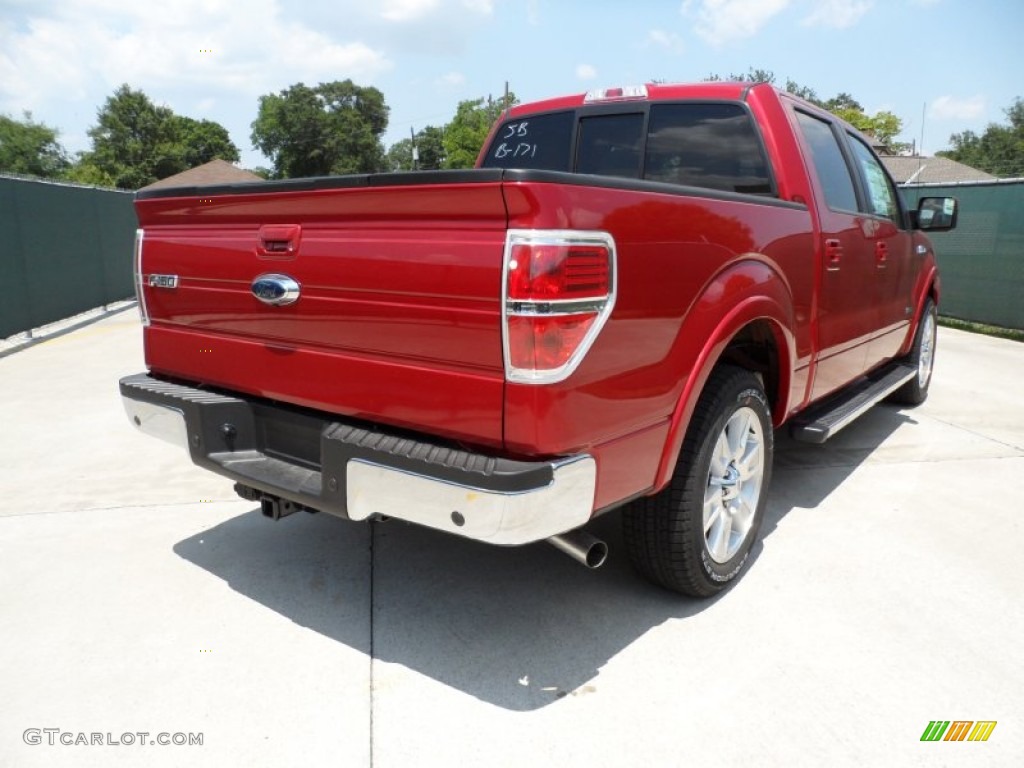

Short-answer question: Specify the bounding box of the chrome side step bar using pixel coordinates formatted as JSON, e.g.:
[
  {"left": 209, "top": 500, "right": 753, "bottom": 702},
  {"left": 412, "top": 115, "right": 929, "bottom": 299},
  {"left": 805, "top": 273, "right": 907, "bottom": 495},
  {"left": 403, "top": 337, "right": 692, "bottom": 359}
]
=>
[{"left": 790, "top": 363, "right": 916, "bottom": 444}]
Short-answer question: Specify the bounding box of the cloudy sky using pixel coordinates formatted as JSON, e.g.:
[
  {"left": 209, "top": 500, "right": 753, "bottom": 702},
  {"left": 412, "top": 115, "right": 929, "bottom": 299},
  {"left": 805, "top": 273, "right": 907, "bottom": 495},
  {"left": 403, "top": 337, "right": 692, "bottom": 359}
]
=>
[{"left": 1, "top": 0, "right": 1019, "bottom": 170}]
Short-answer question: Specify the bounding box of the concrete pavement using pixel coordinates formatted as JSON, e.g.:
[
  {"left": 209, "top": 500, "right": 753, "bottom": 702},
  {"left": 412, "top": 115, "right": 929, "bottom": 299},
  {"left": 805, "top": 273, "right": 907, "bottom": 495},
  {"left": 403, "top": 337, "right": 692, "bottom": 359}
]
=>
[{"left": 1, "top": 309, "right": 1021, "bottom": 766}]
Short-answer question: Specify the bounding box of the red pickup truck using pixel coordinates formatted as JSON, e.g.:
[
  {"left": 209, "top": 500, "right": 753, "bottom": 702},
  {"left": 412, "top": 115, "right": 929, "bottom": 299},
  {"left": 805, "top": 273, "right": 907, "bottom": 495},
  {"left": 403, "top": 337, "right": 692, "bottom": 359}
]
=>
[{"left": 120, "top": 82, "right": 957, "bottom": 597}]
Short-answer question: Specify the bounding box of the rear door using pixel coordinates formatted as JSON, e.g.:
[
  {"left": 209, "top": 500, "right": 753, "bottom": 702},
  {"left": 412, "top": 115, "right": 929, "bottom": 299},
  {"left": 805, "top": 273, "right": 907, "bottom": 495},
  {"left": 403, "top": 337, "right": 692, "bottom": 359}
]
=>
[{"left": 845, "top": 134, "right": 914, "bottom": 365}]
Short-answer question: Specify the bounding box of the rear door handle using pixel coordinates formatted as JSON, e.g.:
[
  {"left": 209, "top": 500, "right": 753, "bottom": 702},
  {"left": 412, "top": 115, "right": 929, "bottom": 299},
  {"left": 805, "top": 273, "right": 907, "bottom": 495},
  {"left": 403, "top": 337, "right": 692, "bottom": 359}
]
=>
[
  {"left": 825, "top": 239, "right": 842, "bottom": 272},
  {"left": 875, "top": 241, "right": 888, "bottom": 269}
]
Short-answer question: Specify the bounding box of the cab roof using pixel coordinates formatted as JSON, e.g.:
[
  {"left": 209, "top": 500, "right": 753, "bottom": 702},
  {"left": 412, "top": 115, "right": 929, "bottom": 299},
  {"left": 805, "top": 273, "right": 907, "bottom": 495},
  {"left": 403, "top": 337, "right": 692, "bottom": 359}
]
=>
[{"left": 504, "top": 81, "right": 763, "bottom": 118}]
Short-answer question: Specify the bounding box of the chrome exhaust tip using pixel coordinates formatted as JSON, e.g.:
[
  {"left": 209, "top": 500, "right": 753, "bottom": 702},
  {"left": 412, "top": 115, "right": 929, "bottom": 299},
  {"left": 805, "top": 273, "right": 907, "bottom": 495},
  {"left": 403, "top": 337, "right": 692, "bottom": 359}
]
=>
[{"left": 547, "top": 530, "right": 608, "bottom": 569}]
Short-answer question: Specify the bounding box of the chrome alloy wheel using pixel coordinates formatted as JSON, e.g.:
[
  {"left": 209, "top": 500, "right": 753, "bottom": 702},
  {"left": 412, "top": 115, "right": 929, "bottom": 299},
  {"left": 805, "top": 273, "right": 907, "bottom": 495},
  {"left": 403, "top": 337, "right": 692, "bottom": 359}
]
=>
[
  {"left": 918, "top": 311, "right": 936, "bottom": 388},
  {"left": 703, "top": 406, "right": 765, "bottom": 564}
]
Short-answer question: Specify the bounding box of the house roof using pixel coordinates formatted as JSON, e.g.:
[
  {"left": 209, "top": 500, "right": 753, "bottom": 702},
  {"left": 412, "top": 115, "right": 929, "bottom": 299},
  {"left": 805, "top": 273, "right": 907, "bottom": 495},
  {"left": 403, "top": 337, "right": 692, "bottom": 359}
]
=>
[
  {"left": 141, "top": 159, "right": 262, "bottom": 190},
  {"left": 881, "top": 155, "right": 996, "bottom": 185}
]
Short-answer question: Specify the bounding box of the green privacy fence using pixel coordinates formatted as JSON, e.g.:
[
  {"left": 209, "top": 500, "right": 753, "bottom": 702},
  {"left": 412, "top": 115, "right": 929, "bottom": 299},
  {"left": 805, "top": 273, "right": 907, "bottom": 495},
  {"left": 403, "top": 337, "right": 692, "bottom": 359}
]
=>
[
  {"left": 901, "top": 180, "right": 1024, "bottom": 330},
  {"left": 0, "top": 176, "right": 137, "bottom": 338}
]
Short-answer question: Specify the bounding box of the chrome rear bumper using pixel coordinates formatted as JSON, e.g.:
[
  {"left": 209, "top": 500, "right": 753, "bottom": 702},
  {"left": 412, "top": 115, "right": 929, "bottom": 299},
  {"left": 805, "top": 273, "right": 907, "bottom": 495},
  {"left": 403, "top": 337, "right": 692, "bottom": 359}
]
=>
[{"left": 120, "top": 373, "right": 596, "bottom": 545}]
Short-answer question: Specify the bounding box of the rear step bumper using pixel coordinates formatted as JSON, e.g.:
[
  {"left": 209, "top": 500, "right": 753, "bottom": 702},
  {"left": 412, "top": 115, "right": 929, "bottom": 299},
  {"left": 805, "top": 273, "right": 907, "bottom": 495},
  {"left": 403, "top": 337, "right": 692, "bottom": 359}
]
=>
[{"left": 119, "top": 373, "right": 596, "bottom": 545}]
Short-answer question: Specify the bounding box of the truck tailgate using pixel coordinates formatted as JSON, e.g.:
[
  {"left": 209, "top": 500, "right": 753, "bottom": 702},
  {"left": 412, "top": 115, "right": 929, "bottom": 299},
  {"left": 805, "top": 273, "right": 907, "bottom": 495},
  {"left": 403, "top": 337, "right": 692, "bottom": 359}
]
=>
[{"left": 134, "top": 175, "right": 508, "bottom": 447}]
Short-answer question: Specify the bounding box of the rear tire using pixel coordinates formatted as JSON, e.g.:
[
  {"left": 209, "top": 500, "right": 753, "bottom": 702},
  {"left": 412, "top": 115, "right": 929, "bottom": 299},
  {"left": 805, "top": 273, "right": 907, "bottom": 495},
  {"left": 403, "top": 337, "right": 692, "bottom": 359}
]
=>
[
  {"left": 623, "top": 365, "right": 773, "bottom": 597},
  {"left": 889, "top": 298, "right": 937, "bottom": 406}
]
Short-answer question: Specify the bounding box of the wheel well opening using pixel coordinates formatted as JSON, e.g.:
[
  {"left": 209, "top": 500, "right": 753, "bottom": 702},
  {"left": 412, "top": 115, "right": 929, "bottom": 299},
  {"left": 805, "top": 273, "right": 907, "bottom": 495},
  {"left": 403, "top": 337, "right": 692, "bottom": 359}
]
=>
[{"left": 718, "top": 321, "right": 780, "bottom": 412}]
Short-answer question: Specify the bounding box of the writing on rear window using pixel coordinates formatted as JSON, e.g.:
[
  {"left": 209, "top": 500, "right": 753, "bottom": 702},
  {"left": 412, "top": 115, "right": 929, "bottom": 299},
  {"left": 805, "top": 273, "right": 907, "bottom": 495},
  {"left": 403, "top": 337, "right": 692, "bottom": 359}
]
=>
[
  {"left": 482, "top": 112, "right": 574, "bottom": 171},
  {"left": 492, "top": 122, "right": 538, "bottom": 159}
]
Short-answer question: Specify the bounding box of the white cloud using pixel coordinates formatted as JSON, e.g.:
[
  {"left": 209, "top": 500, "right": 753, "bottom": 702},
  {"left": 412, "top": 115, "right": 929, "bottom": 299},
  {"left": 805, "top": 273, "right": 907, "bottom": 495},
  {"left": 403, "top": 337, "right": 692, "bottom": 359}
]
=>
[
  {"left": 802, "top": 0, "right": 873, "bottom": 29},
  {"left": 0, "top": 0, "right": 394, "bottom": 164},
  {"left": 929, "top": 95, "right": 986, "bottom": 121},
  {"left": 647, "top": 29, "right": 685, "bottom": 54},
  {"left": 436, "top": 71, "right": 466, "bottom": 86},
  {"left": 461, "top": 0, "right": 494, "bottom": 13},
  {"left": 576, "top": 64, "right": 597, "bottom": 81},
  {"left": 0, "top": 0, "right": 391, "bottom": 113},
  {"left": 380, "top": 0, "right": 441, "bottom": 22},
  {"left": 684, "top": 0, "right": 791, "bottom": 46}
]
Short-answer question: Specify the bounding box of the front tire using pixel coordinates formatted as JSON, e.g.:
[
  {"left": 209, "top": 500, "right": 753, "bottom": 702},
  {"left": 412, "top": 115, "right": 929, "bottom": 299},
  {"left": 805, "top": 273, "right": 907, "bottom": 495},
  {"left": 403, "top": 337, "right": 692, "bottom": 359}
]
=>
[
  {"left": 889, "top": 298, "right": 937, "bottom": 406},
  {"left": 623, "top": 365, "right": 773, "bottom": 597}
]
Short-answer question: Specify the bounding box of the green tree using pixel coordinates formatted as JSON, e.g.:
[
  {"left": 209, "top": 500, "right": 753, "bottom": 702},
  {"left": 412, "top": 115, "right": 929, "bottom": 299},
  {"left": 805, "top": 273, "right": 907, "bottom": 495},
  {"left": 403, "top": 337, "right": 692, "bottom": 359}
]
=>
[
  {"left": 0, "top": 112, "right": 70, "bottom": 178},
  {"left": 387, "top": 125, "right": 446, "bottom": 171},
  {"left": 442, "top": 93, "right": 517, "bottom": 169},
  {"left": 386, "top": 138, "right": 414, "bottom": 171},
  {"left": 85, "top": 84, "right": 240, "bottom": 188},
  {"left": 87, "top": 85, "right": 177, "bottom": 188},
  {"left": 173, "top": 116, "right": 240, "bottom": 168},
  {"left": 62, "top": 160, "right": 116, "bottom": 187},
  {"left": 939, "top": 97, "right": 1024, "bottom": 177},
  {"left": 250, "top": 80, "right": 389, "bottom": 178}
]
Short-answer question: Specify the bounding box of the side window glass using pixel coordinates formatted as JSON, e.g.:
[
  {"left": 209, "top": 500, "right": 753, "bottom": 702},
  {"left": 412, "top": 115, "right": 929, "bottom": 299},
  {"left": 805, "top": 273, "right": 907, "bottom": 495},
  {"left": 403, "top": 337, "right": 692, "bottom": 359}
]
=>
[
  {"left": 849, "top": 136, "right": 898, "bottom": 221},
  {"left": 576, "top": 113, "right": 644, "bottom": 179},
  {"left": 795, "top": 111, "right": 858, "bottom": 213}
]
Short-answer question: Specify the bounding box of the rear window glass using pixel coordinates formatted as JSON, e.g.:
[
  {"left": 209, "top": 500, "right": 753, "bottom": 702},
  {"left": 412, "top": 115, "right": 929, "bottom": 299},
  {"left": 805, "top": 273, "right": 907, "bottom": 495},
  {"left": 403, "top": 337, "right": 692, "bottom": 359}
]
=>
[
  {"left": 480, "top": 111, "right": 574, "bottom": 171},
  {"left": 483, "top": 102, "right": 774, "bottom": 196}
]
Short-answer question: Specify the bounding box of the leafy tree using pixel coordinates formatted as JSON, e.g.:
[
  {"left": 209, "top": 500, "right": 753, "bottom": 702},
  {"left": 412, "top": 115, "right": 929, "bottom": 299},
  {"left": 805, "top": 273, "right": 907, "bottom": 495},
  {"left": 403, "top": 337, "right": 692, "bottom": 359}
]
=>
[
  {"left": 705, "top": 68, "right": 777, "bottom": 86},
  {"left": 84, "top": 84, "right": 240, "bottom": 188},
  {"left": 173, "top": 116, "right": 240, "bottom": 169},
  {"left": 387, "top": 125, "right": 445, "bottom": 171},
  {"left": 62, "top": 160, "right": 116, "bottom": 187},
  {"left": 86, "top": 85, "right": 177, "bottom": 188},
  {"left": 939, "top": 97, "right": 1024, "bottom": 177},
  {"left": 442, "top": 93, "right": 517, "bottom": 169},
  {"left": 250, "top": 80, "right": 389, "bottom": 178},
  {"left": 0, "top": 112, "right": 70, "bottom": 178},
  {"left": 386, "top": 138, "right": 415, "bottom": 171}
]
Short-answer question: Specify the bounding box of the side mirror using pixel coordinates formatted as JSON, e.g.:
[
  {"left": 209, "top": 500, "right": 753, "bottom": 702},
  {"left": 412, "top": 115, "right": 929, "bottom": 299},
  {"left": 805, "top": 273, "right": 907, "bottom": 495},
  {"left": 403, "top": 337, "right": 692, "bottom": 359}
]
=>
[{"left": 913, "top": 196, "right": 958, "bottom": 231}]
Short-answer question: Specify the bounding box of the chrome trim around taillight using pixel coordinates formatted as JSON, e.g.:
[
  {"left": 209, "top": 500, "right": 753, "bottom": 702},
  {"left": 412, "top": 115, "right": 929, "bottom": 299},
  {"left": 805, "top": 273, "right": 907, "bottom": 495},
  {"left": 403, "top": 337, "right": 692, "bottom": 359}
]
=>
[
  {"left": 133, "top": 228, "right": 149, "bottom": 326},
  {"left": 501, "top": 229, "right": 617, "bottom": 385}
]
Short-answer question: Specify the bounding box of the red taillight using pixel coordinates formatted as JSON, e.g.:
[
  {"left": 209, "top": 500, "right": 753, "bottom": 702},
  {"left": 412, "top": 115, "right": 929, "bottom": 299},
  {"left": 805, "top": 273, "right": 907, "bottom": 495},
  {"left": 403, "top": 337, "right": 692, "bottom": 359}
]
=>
[
  {"left": 503, "top": 231, "right": 616, "bottom": 384},
  {"left": 508, "top": 244, "right": 610, "bottom": 301},
  {"left": 507, "top": 313, "right": 599, "bottom": 371}
]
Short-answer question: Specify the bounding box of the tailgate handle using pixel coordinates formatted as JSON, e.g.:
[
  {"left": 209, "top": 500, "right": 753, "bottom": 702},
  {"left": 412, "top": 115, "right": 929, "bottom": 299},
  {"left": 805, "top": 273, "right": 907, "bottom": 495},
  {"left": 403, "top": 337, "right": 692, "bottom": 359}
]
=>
[{"left": 257, "top": 224, "right": 301, "bottom": 257}]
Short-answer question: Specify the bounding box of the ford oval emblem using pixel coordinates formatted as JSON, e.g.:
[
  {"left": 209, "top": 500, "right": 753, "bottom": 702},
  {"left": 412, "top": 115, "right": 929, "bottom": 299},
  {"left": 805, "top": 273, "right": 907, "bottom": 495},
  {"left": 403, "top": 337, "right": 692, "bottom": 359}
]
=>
[{"left": 251, "top": 274, "right": 300, "bottom": 306}]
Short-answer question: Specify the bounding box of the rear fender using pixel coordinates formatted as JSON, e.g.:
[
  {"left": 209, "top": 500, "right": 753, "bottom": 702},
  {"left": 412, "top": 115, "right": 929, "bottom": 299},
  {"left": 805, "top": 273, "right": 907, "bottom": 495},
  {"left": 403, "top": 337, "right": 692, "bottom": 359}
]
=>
[{"left": 652, "top": 261, "right": 796, "bottom": 494}]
